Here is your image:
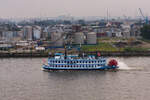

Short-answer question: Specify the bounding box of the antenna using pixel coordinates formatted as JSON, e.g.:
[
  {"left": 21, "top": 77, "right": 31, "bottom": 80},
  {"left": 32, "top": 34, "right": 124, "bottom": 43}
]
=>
[{"left": 107, "top": 9, "right": 109, "bottom": 22}]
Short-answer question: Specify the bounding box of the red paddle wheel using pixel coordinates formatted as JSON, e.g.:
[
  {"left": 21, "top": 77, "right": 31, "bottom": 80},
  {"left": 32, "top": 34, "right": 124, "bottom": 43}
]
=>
[{"left": 108, "top": 59, "right": 118, "bottom": 67}]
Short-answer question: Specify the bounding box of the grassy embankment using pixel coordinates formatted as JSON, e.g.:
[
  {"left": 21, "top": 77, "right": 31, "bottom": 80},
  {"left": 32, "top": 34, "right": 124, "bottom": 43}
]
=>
[{"left": 81, "top": 38, "right": 150, "bottom": 52}]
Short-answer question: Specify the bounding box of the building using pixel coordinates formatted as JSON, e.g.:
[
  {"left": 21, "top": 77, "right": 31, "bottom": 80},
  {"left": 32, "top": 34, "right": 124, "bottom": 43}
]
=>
[
  {"left": 33, "top": 26, "right": 41, "bottom": 40},
  {"left": 23, "top": 26, "right": 33, "bottom": 40},
  {"left": 74, "top": 32, "right": 85, "bottom": 44},
  {"left": 86, "top": 32, "right": 97, "bottom": 44},
  {"left": 51, "top": 32, "right": 64, "bottom": 47},
  {"left": 121, "top": 24, "right": 131, "bottom": 38}
]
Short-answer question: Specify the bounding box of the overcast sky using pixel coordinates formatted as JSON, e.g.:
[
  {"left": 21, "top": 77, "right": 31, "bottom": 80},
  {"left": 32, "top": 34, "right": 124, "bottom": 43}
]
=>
[{"left": 0, "top": 0, "right": 149, "bottom": 18}]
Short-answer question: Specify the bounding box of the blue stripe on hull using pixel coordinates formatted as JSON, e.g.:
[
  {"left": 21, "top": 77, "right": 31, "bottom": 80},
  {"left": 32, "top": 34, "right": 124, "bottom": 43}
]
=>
[{"left": 42, "top": 65, "right": 118, "bottom": 70}]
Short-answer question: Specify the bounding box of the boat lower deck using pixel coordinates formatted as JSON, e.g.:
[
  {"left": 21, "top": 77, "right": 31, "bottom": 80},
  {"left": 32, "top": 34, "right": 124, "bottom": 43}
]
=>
[{"left": 42, "top": 64, "right": 118, "bottom": 70}]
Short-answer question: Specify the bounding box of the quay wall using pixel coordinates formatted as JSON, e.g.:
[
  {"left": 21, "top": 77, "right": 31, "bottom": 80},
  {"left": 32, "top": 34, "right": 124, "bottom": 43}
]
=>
[{"left": 0, "top": 51, "right": 150, "bottom": 58}]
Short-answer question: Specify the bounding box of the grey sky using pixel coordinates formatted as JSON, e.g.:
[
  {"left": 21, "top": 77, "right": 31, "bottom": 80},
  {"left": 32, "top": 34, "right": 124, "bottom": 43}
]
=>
[{"left": 0, "top": 0, "right": 149, "bottom": 18}]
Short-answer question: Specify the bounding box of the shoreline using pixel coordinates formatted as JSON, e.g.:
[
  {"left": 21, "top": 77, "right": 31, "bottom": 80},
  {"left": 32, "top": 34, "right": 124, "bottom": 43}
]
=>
[{"left": 0, "top": 51, "right": 150, "bottom": 58}]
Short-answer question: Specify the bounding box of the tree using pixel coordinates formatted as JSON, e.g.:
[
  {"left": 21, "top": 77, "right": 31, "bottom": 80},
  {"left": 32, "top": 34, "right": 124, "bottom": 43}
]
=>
[{"left": 141, "top": 25, "right": 150, "bottom": 39}]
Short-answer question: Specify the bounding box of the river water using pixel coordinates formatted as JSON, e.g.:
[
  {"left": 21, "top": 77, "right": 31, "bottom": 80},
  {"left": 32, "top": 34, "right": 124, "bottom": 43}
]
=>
[{"left": 0, "top": 57, "right": 150, "bottom": 100}]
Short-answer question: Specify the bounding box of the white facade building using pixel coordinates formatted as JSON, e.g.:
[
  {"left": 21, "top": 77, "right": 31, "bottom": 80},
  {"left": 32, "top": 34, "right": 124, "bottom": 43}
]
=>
[{"left": 33, "top": 26, "right": 41, "bottom": 40}]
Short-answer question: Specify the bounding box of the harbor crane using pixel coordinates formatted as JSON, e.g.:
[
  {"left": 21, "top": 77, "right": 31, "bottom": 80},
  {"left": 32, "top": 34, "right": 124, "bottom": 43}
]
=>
[{"left": 138, "top": 8, "right": 149, "bottom": 24}]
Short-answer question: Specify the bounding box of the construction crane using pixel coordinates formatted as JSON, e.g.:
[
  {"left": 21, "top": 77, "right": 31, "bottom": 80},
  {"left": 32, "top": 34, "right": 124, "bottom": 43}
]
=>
[{"left": 138, "top": 8, "right": 149, "bottom": 24}]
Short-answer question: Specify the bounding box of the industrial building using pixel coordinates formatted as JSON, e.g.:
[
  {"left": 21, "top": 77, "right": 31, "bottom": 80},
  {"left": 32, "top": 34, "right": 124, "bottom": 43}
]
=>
[
  {"left": 23, "top": 26, "right": 33, "bottom": 41},
  {"left": 33, "top": 26, "right": 42, "bottom": 40},
  {"left": 86, "top": 32, "right": 97, "bottom": 44},
  {"left": 50, "top": 32, "right": 64, "bottom": 47},
  {"left": 74, "top": 32, "right": 85, "bottom": 44}
]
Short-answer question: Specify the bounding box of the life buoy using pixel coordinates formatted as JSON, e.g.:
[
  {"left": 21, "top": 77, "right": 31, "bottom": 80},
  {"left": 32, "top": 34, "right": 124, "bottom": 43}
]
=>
[{"left": 97, "top": 52, "right": 101, "bottom": 56}]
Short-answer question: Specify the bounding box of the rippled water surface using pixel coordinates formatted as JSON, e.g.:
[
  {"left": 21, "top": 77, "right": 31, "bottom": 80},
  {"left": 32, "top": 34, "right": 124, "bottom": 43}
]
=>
[{"left": 0, "top": 57, "right": 150, "bottom": 100}]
